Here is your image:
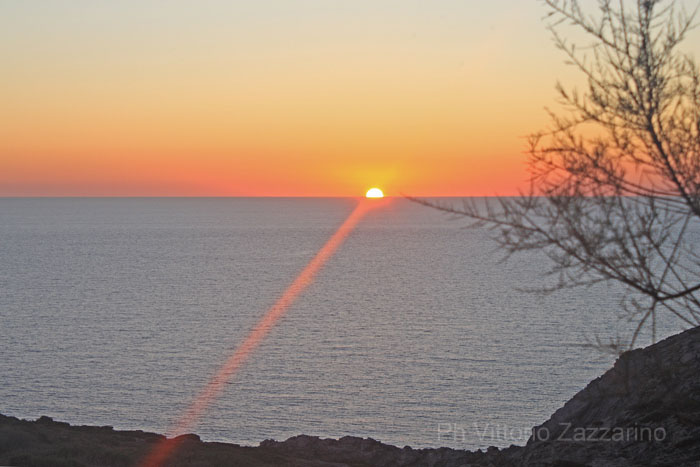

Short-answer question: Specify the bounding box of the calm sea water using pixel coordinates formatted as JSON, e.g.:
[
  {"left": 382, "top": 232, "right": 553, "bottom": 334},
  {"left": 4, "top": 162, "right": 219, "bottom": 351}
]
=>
[{"left": 0, "top": 198, "right": 683, "bottom": 449}]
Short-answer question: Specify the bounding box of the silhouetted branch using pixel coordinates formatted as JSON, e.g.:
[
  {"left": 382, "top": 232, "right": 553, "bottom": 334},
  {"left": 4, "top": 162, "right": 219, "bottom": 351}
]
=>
[{"left": 410, "top": 0, "right": 700, "bottom": 353}]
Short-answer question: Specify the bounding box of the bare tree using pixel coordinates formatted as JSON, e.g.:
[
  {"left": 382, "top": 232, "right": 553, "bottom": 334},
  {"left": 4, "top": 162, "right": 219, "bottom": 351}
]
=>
[{"left": 411, "top": 0, "right": 700, "bottom": 351}]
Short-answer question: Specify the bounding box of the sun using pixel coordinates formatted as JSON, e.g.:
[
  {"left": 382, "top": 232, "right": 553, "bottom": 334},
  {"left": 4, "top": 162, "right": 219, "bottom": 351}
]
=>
[{"left": 365, "top": 187, "right": 384, "bottom": 198}]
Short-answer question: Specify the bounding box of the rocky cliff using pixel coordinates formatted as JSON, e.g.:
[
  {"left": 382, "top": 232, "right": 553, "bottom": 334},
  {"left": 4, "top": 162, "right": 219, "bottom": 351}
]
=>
[{"left": 509, "top": 325, "right": 700, "bottom": 466}]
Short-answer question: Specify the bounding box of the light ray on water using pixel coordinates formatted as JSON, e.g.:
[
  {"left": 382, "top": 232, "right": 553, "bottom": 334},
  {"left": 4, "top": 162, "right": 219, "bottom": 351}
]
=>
[{"left": 141, "top": 198, "right": 386, "bottom": 466}]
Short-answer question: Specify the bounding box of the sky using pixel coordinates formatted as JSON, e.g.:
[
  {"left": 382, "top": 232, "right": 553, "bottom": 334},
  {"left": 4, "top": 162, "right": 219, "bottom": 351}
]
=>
[{"left": 2, "top": 0, "right": 699, "bottom": 197}]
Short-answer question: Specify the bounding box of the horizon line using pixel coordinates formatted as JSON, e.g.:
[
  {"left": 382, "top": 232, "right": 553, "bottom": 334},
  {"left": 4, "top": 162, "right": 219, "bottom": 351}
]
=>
[{"left": 0, "top": 195, "right": 519, "bottom": 199}]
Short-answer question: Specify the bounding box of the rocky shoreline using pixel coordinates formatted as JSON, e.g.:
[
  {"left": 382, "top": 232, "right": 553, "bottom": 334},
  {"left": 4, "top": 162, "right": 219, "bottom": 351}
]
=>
[{"left": 2, "top": 326, "right": 699, "bottom": 466}]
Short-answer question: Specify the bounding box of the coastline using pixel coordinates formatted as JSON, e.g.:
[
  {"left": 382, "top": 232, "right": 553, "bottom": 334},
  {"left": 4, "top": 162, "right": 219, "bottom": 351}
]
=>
[{"left": 2, "top": 326, "right": 699, "bottom": 466}]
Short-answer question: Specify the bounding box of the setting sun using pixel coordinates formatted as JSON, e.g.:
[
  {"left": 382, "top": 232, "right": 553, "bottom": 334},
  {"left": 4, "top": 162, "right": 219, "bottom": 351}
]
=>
[{"left": 365, "top": 188, "right": 384, "bottom": 198}]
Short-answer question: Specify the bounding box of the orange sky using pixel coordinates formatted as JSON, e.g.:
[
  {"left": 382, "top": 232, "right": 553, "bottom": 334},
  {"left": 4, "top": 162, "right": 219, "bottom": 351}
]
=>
[{"left": 2, "top": 1, "right": 698, "bottom": 197}]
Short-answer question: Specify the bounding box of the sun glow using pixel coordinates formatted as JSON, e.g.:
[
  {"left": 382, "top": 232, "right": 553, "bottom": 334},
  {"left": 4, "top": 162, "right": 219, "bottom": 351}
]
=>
[{"left": 365, "top": 188, "right": 384, "bottom": 198}]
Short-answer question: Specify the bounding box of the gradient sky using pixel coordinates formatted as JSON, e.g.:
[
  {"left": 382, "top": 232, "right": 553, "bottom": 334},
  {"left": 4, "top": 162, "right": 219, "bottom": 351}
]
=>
[{"left": 2, "top": 1, "right": 699, "bottom": 196}]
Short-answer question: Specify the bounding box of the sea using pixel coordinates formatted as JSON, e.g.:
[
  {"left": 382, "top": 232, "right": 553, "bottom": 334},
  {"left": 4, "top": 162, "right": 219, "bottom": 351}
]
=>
[{"left": 0, "top": 197, "right": 684, "bottom": 449}]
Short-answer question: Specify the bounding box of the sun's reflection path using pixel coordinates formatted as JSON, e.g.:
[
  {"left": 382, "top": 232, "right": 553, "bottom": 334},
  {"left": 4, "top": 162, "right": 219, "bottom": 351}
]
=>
[{"left": 140, "top": 198, "right": 385, "bottom": 466}]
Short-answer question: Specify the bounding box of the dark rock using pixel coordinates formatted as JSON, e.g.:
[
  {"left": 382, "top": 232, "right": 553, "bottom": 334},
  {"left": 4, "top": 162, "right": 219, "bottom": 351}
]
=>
[
  {"left": 173, "top": 433, "right": 201, "bottom": 442},
  {"left": 516, "top": 326, "right": 700, "bottom": 467}
]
